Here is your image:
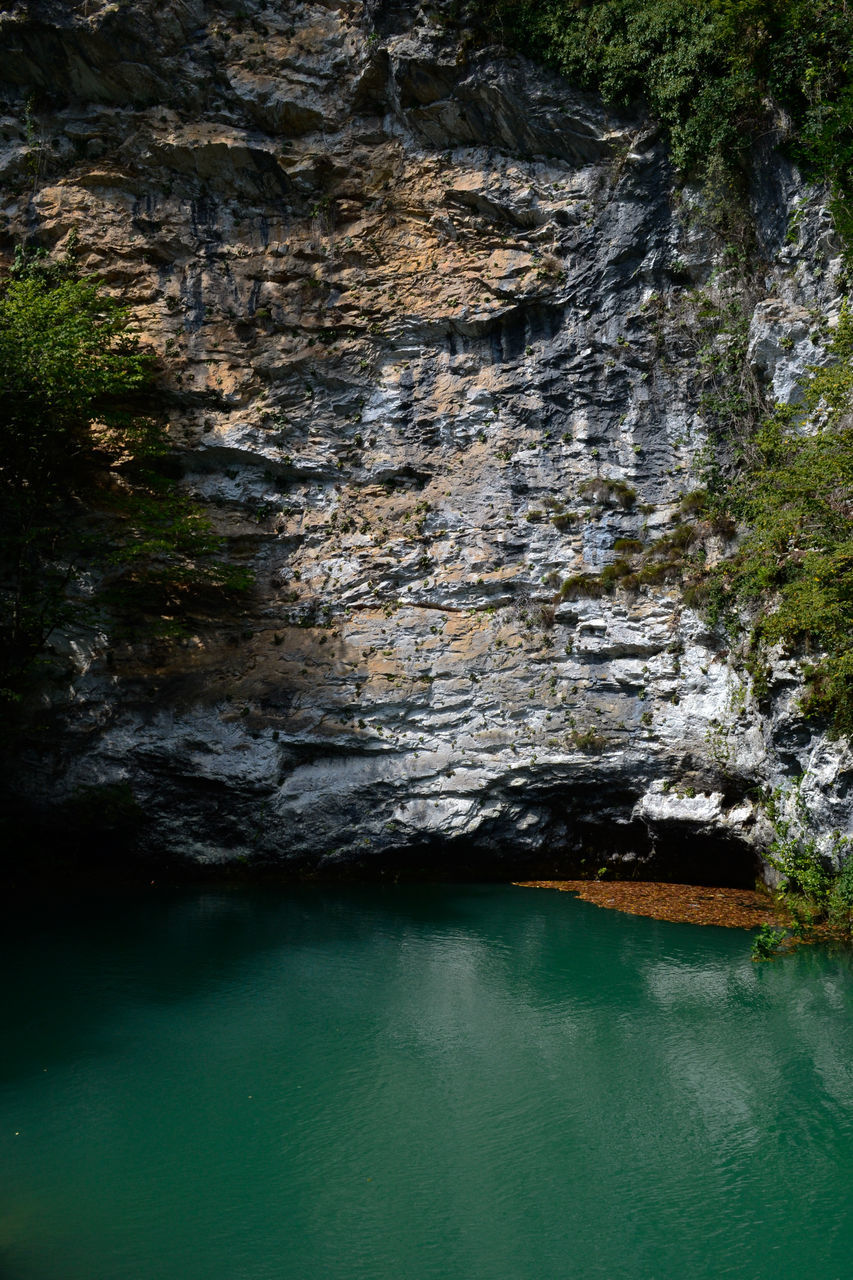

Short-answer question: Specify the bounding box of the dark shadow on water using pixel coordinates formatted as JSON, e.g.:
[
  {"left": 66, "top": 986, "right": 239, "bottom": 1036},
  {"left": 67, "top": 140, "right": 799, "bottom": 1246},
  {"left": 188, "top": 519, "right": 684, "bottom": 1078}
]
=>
[
  {"left": 3, "top": 823, "right": 760, "bottom": 894},
  {"left": 0, "top": 879, "right": 735, "bottom": 1089}
]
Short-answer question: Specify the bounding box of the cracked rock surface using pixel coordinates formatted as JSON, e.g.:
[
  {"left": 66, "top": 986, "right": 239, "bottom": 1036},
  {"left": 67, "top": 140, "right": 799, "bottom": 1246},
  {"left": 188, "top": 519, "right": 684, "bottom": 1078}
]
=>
[{"left": 2, "top": 0, "right": 851, "bottom": 876}]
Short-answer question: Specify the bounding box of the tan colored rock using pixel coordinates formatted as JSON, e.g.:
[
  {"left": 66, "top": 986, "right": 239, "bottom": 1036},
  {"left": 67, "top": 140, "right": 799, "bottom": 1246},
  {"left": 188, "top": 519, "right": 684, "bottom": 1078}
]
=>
[{"left": 2, "top": 0, "right": 851, "bottom": 873}]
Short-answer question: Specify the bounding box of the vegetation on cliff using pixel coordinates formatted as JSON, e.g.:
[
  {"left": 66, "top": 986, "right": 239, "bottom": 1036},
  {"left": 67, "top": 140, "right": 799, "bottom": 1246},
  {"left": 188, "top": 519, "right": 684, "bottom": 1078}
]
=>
[
  {"left": 701, "top": 303, "right": 853, "bottom": 735},
  {"left": 553, "top": 288, "right": 853, "bottom": 736},
  {"left": 750, "top": 777, "right": 853, "bottom": 955},
  {"left": 465, "top": 0, "right": 853, "bottom": 227},
  {"left": 0, "top": 246, "right": 250, "bottom": 699},
  {"left": 459, "top": 0, "right": 853, "bottom": 735}
]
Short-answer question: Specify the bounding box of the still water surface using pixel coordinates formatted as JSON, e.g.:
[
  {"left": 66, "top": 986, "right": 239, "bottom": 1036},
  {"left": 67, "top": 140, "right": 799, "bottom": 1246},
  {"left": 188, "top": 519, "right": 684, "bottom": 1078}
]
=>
[{"left": 2, "top": 884, "right": 853, "bottom": 1279}]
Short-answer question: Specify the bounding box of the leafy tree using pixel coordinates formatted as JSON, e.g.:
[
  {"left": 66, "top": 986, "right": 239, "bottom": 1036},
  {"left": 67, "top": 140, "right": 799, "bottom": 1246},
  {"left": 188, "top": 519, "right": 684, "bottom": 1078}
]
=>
[
  {"left": 0, "top": 247, "right": 152, "bottom": 685},
  {"left": 0, "top": 247, "right": 249, "bottom": 697}
]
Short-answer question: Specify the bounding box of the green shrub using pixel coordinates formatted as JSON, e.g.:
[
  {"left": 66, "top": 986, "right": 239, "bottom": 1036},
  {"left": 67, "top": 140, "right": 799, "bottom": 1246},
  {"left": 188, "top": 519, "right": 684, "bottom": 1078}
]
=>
[
  {"left": 570, "top": 726, "right": 609, "bottom": 751},
  {"left": 829, "top": 855, "right": 853, "bottom": 928},
  {"left": 765, "top": 779, "right": 851, "bottom": 928},
  {"left": 679, "top": 489, "right": 708, "bottom": 515},
  {"left": 751, "top": 923, "right": 787, "bottom": 960},
  {"left": 579, "top": 477, "right": 637, "bottom": 509},
  {"left": 0, "top": 247, "right": 251, "bottom": 693},
  {"left": 648, "top": 522, "right": 696, "bottom": 557},
  {"left": 637, "top": 559, "right": 680, "bottom": 585},
  {"left": 559, "top": 573, "right": 608, "bottom": 600},
  {"left": 0, "top": 249, "right": 150, "bottom": 681},
  {"left": 600, "top": 558, "right": 633, "bottom": 584}
]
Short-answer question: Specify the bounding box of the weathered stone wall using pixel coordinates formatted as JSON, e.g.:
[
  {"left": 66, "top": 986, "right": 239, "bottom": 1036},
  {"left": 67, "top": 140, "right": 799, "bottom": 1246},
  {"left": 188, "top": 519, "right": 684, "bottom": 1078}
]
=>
[{"left": 2, "top": 0, "right": 851, "bottom": 876}]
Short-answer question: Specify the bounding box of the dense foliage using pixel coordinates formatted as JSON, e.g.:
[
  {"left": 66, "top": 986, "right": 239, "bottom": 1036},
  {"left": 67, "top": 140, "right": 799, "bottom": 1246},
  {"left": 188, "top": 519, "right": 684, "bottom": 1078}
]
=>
[
  {"left": 0, "top": 248, "right": 147, "bottom": 685},
  {"left": 464, "top": 0, "right": 853, "bottom": 212},
  {"left": 0, "top": 249, "right": 249, "bottom": 697}
]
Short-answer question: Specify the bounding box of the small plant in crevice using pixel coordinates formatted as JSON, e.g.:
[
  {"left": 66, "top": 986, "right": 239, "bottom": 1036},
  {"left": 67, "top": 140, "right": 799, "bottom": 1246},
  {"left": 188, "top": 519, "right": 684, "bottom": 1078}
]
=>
[
  {"left": 579, "top": 477, "right": 637, "bottom": 510},
  {"left": 558, "top": 557, "right": 638, "bottom": 601},
  {"left": 569, "top": 726, "right": 609, "bottom": 752},
  {"left": 558, "top": 573, "right": 609, "bottom": 602}
]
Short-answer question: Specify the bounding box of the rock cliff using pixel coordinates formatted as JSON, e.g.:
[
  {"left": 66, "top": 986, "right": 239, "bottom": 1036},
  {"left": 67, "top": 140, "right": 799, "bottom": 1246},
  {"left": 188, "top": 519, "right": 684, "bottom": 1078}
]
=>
[{"left": 2, "top": 0, "right": 851, "bottom": 878}]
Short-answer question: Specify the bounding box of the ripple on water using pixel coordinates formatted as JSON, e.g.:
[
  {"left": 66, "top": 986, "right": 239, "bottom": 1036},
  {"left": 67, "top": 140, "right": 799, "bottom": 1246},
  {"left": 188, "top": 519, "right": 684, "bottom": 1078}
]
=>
[{"left": 1, "top": 884, "right": 852, "bottom": 1280}]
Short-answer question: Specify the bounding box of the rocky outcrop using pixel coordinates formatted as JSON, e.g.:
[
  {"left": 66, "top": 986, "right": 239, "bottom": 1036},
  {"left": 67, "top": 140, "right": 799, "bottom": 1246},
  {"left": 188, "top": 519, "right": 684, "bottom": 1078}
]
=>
[{"left": 2, "top": 0, "right": 851, "bottom": 878}]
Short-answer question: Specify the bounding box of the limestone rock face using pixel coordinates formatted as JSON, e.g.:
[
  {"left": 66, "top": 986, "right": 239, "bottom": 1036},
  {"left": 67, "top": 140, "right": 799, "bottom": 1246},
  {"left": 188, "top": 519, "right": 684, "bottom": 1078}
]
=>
[{"left": 2, "top": 0, "right": 851, "bottom": 875}]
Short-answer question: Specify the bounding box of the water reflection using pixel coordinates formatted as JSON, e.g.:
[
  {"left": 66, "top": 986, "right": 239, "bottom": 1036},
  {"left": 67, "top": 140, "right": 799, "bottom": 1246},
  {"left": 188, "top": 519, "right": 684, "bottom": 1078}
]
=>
[{"left": 1, "top": 886, "right": 853, "bottom": 1280}]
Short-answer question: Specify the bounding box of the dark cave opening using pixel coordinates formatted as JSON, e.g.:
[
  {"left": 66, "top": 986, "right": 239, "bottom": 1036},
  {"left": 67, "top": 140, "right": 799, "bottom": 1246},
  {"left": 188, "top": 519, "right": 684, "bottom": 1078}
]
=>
[{"left": 2, "top": 781, "right": 762, "bottom": 892}]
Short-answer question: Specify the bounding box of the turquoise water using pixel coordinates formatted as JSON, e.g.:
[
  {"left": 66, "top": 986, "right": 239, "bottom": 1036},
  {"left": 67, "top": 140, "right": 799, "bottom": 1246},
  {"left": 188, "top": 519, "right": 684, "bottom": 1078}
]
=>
[{"left": 2, "top": 884, "right": 853, "bottom": 1280}]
